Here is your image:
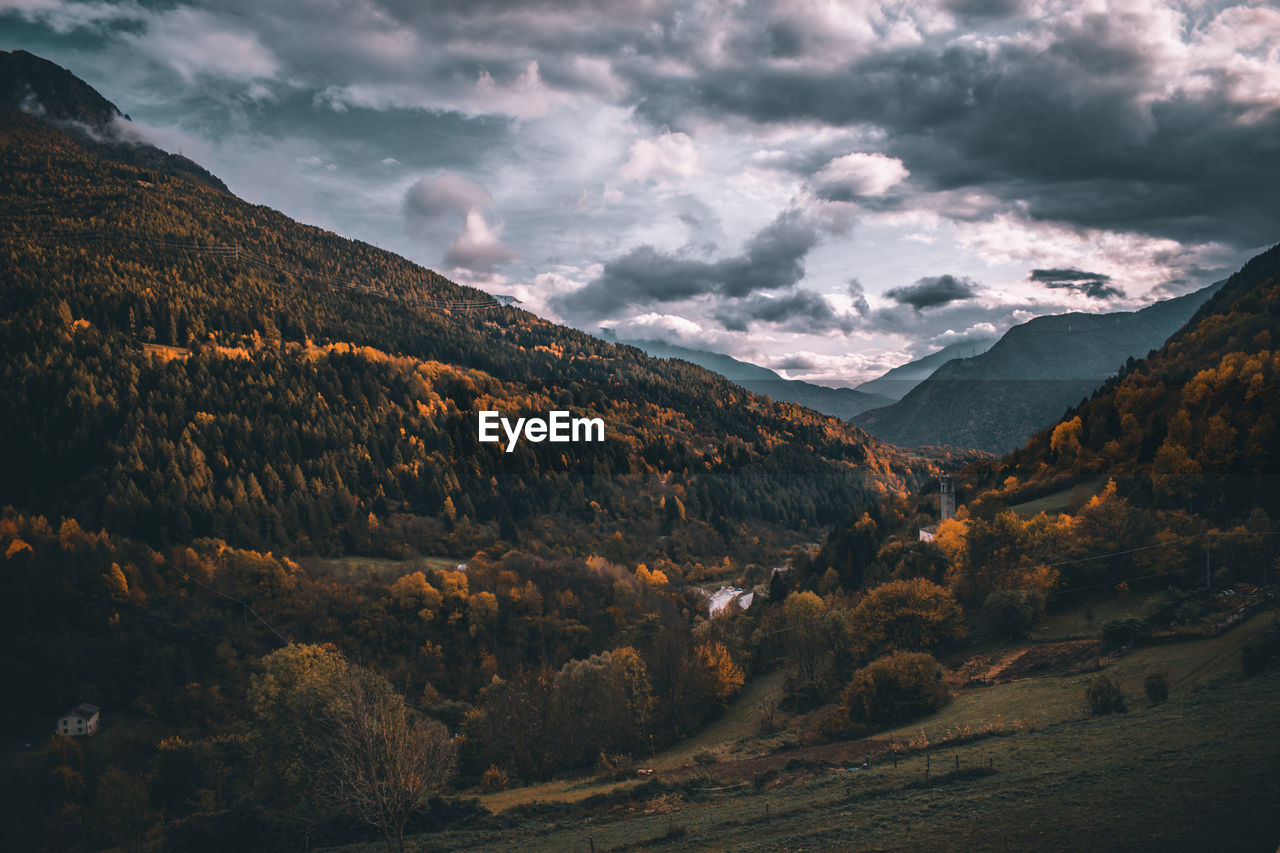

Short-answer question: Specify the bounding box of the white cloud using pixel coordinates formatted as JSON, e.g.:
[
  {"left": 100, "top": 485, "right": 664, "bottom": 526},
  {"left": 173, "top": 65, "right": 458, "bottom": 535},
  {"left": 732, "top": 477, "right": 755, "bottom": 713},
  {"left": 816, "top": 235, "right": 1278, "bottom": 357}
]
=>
[
  {"left": 122, "top": 7, "right": 281, "bottom": 84},
  {"left": 813, "top": 152, "right": 909, "bottom": 199},
  {"left": 931, "top": 322, "right": 998, "bottom": 346},
  {"left": 445, "top": 210, "right": 518, "bottom": 272},
  {"left": 399, "top": 173, "right": 517, "bottom": 273},
  {"left": 618, "top": 131, "right": 701, "bottom": 183},
  {"left": 319, "top": 60, "right": 562, "bottom": 119},
  {"left": 1, "top": 0, "right": 132, "bottom": 34},
  {"left": 611, "top": 312, "right": 707, "bottom": 344},
  {"left": 760, "top": 349, "right": 910, "bottom": 384},
  {"left": 951, "top": 213, "right": 1235, "bottom": 302}
]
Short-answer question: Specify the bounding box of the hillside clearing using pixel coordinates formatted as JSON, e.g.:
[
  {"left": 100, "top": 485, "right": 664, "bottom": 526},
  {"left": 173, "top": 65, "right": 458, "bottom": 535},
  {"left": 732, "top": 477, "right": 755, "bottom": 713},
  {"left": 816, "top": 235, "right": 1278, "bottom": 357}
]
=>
[
  {"left": 1009, "top": 477, "right": 1107, "bottom": 516},
  {"left": 307, "top": 554, "right": 464, "bottom": 581}
]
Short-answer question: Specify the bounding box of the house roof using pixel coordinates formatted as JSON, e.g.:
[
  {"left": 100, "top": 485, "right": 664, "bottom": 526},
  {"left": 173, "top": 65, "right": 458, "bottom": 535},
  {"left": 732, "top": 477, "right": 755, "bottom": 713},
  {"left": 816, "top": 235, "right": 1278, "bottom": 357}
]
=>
[{"left": 60, "top": 703, "right": 100, "bottom": 719}]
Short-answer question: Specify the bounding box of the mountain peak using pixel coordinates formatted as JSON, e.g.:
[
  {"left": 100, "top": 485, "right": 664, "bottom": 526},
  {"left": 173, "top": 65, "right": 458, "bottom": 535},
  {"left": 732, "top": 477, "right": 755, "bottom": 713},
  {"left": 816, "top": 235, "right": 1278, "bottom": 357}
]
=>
[
  {"left": 1, "top": 49, "right": 124, "bottom": 127},
  {"left": 1, "top": 48, "right": 228, "bottom": 193}
]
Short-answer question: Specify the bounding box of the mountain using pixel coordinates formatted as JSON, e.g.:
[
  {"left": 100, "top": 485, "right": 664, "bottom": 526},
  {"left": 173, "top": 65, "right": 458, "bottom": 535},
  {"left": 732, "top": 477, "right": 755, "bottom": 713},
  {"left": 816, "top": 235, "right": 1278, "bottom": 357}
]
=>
[
  {"left": 855, "top": 337, "right": 996, "bottom": 401},
  {"left": 622, "top": 338, "right": 894, "bottom": 420},
  {"left": 979, "top": 243, "right": 1279, "bottom": 519},
  {"left": 0, "top": 48, "right": 228, "bottom": 192},
  {"left": 0, "top": 55, "right": 922, "bottom": 564},
  {"left": 852, "top": 282, "right": 1225, "bottom": 453},
  {"left": 1, "top": 47, "right": 123, "bottom": 125}
]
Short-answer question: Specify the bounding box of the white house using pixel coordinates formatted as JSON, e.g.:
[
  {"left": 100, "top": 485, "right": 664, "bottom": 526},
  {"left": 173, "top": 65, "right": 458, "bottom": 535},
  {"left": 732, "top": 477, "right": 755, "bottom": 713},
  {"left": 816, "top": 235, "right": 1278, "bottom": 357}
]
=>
[{"left": 55, "top": 703, "right": 100, "bottom": 737}]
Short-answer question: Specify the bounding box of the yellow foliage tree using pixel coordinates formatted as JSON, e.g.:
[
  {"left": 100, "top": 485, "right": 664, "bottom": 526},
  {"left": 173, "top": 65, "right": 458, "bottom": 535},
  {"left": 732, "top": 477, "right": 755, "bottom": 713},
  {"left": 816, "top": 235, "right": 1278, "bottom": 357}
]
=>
[
  {"left": 696, "top": 641, "right": 745, "bottom": 703},
  {"left": 1050, "top": 416, "right": 1083, "bottom": 458},
  {"left": 388, "top": 571, "right": 443, "bottom": 621}
]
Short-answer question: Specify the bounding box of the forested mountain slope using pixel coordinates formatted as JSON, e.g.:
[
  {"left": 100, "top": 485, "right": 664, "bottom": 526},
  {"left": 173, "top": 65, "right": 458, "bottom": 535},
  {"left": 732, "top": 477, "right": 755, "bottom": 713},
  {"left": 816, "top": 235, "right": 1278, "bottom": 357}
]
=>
[
  {"left": 853, "top": 282, "right": 1223, "bottom": 453},
  {"left": 976, "top": 244, "right": 1280, "bottom": 519},
  {"left": 0, "top": 65, "right": 918, "bottom": 563}
]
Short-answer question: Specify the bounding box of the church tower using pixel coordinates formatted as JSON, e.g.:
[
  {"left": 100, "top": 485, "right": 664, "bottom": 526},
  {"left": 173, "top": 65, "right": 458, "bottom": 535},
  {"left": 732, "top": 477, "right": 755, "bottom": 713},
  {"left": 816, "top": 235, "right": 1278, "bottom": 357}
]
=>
[{"left": 940, "top": 475, "right": 956, "bottom": 522}]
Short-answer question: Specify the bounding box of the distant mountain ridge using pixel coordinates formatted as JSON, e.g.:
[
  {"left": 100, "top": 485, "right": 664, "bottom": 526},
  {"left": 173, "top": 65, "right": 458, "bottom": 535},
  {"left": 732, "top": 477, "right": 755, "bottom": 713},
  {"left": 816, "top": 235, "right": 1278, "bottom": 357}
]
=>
[
  {"left": 855, "top": 337, "right": 996, "bottom": 401},
  {"left": 621, "top": 338, "right": 894, "bottom": 420},
  {"left": 852, "top": 282, "right": 1226, "bottom": 453}
]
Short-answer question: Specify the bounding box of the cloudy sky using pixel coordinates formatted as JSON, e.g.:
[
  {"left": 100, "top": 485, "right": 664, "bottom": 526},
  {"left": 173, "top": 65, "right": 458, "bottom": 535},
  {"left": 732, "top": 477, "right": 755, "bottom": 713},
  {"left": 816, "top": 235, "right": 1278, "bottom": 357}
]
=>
[{"left": 5, "top": 0, "right": 1278, "bottom": 385}]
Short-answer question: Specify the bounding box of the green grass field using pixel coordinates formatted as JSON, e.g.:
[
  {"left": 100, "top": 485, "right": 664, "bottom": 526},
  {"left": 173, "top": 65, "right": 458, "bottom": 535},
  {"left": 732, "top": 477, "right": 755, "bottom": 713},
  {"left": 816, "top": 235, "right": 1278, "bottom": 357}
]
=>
[
  {"left": 326, "top": 606, "right": 1280, "bottom": 852},
  {"left": 308, "top": 554, "right": 464, "bottom": 581},
  {"left": 1009, "top": 477, "right": 1107, "bottom": 517}
]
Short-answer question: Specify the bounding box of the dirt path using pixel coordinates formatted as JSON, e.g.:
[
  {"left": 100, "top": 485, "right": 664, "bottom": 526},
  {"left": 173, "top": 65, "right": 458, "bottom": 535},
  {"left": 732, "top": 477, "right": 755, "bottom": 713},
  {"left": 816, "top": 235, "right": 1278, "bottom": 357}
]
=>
[{"left": 652, "top": 736, "right": 895, "bottom": 786}]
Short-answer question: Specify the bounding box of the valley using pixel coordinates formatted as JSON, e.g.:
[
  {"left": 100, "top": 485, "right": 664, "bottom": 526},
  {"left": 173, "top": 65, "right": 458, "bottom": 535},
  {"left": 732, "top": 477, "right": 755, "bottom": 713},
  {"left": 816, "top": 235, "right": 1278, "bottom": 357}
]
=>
[{"left": 2, "top": 41, "right": 1278, "bottom": 853}]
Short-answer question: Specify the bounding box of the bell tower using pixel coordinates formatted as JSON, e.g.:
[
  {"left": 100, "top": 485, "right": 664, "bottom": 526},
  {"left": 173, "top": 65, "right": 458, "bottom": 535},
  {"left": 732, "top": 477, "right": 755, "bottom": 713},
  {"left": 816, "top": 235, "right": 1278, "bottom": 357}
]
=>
[{"left": 940, "top": 475, "right": 956, "bottom": 522}]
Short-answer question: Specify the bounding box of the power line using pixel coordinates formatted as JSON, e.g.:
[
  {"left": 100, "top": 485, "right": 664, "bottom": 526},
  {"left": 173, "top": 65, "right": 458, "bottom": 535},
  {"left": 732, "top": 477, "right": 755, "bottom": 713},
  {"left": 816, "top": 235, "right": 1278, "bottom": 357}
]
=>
[
  {"left": 178, "top": 568, "right": 291, "bottom": 645},
  {"left": 934, "top": 530, "right": 1280, "bottom": 586}
]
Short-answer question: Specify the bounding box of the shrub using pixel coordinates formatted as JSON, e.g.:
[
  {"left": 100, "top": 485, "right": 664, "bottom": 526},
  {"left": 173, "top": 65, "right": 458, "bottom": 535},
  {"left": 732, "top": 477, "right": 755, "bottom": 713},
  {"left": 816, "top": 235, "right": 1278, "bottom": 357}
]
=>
[
  {"left": 1140, "top": 588, "right": 1194, "bottom": 627},
  {"left": 479, "top": 764, "right": 509, "bottom": 793},
  {"left": 1101, "top": 617, "right": 1144, "bottom": 649},
  {"left": 752, "top": 768, "right": 780, "bottom": 789},
  {"left": 595, "top": 751, "right": 633, "bottom": 778},
  {"left": 1143, "top": 672, "right": 1169, "bottom": 705},
  {"left": 798, "top": 705, "right": 857, "bottom": 746},
  {"left": 1084, "top": 675, "right": 1126, "bottom": 716},
  {"left": 841, "top": 651, "right": 948, "bottom": 729},
  {"left": 757, "top": 701, "right": 783, "bottom": 736},
  {"left": 849, "top": 578, "right": 966, "bottom": 661},
  {"left": 983, "top": 589, "right": 1046, "bottom": 638}
]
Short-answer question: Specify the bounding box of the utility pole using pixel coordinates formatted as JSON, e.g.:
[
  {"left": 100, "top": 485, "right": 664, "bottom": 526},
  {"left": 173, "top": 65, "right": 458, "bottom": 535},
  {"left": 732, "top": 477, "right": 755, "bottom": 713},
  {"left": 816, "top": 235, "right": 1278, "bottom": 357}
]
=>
[{"left": 1205, "top": 533, "right": 1211, "bottom": 590}]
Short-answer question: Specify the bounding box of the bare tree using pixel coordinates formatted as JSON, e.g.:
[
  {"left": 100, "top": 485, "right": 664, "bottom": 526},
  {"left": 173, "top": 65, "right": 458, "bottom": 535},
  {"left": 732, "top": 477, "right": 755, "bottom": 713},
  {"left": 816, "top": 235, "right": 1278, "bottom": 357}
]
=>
[{"left": 310, "top": 662, "right": 455, "bottom": 852}]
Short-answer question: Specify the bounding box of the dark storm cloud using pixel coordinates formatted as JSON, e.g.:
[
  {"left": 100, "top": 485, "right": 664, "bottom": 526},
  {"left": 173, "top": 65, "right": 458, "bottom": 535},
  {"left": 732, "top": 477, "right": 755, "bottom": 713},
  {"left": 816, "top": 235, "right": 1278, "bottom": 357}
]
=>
[
  {"left": 404, "top": 173, "right": 492, "bottom": 225},
  {"left": 1149, "top": 266, "right": 1230, "bottom": 298},
  {"left": 1029, "top": 268, "right": 1123, "bottom": 300},
  {"left": 939, "top": 0, "right": 1024, "bottom": 18},
  {"left": 770, "top": 353, "right": 817, "bottom": 371},
  {"left": 847, "top": 279, "right": 870, "bottom": 315},
  {"left": 714, "top": 289, "right": 858, "bottom": 334},
  {"left": 22, "top": 0, "right": 1277, "bottom": 250},
  {"left": 629, "top": 10, "right": 1280, "bottom": 249},
  {"left": 11, "top": 0, "right": 1272, "bottom": 370},
  {"left": 720, "top": 211, "right": 818, "bottom": 297},
  {"left": 553, "top": 210, "right": 818, "bottom": 321},
  {"left": 885, "top": 275, "right": 979, "bottom": 311}
]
